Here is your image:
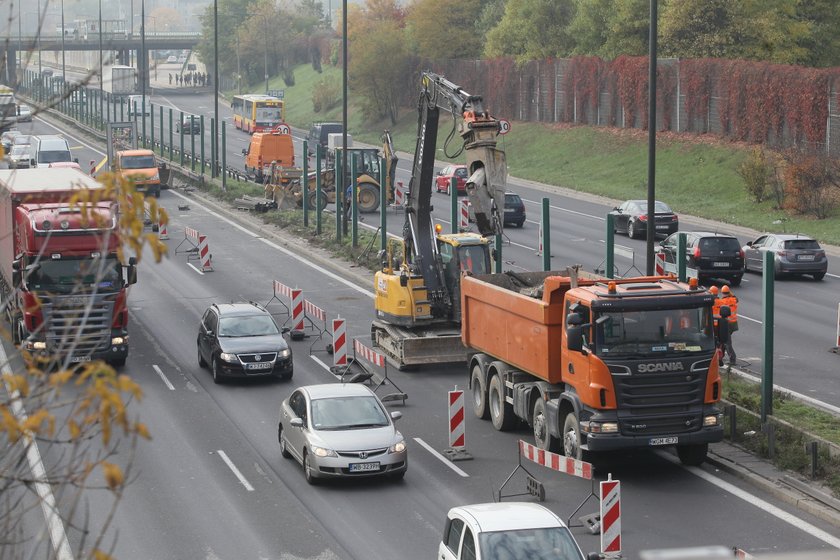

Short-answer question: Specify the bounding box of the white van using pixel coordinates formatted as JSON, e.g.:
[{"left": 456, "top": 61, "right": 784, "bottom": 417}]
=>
[
  {"left": 29, "top": 135, "right": 75, "bottom": 168},
  {"left": 127, "top": 95, "right": 151, "bottom": 117}
]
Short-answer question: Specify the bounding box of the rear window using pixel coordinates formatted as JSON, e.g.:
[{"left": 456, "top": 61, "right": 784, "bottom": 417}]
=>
[
  {"left": 699, "top": 237, "right": 741, "bottom": 252},
  {"left": 784, "top": 239, "right": 820, "bottom": 250},
  {"left": 637, "top": 201, "right": 673, "bottom": 213},
  {"left": 505, "top": 193, "right": 522, "bottom": 205}
]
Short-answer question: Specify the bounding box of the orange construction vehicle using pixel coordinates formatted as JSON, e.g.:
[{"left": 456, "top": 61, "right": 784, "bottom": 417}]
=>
[
  {"left": 242, "top": 128, "right": 295, "bottom": 183},
  {"left": 462, "top": 269, "right": 724, "bottom": 466}
]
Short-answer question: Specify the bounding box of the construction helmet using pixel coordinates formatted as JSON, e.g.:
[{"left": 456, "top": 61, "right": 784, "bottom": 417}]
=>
[
  {"left": 721, "top": 285, "right": 731, "bottom": 294},
  {"left": 709, "top": 286, "right": 719, "bottom": 295}
]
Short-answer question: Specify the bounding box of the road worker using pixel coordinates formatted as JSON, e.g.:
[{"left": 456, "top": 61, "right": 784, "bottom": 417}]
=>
[{"left": 719, "top": 285, "right": 739, "bottom": 365}]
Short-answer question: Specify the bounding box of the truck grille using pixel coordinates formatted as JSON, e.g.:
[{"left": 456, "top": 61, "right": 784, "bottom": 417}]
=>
[
  {"left": 612, "top": 371, "right": 707, "bottom": 437},
  {"left": 41, "top": 295, "right": 115, "bottom": 359}
]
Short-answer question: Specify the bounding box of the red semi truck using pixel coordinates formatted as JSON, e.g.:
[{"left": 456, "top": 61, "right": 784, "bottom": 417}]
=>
[
  {"left": 0, "top": 168, "right": 137, "bottom": 367},
  {"left": 461, "top": 269, "right": 724, "bottom": 466}
]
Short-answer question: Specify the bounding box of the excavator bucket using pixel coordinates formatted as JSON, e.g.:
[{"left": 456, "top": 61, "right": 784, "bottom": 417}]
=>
[{"left": 465, "top": 143, "right": 507, "bottom": 237}]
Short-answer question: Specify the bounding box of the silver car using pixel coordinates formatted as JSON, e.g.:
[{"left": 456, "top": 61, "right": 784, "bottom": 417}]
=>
[{"left": 278, "top": 383, "right": 407, "bottom": 484}]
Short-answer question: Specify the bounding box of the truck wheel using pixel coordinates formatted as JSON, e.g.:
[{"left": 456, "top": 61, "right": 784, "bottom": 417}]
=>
[
  {"left": 306, "top": 190, "right": 328, "bottom": 211},
  {"left": 489, "top": 375, "right": 517, "bottom": 431},
  {"left": 470, "top": 364, "right": 489, "bottom": 420},
  {"left": 562, "top": 412, "right": 584, "bottom": 461},
  {"left": 676, "top": 443, "right": 708, "bottom": 466},
  {"left": 357, "top": 183, "right": 380, "bottom": 213},
  {"left": 533, "top": 399, "right": 560, "bottom": 452}
]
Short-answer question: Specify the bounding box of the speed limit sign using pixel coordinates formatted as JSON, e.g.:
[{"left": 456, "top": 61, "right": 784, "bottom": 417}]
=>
[
  {"left": 272, "top": 123, "right": 291, "bottom": 135},
  {"left": 498, "top": 119, "right": 512, "bottom": 135}
]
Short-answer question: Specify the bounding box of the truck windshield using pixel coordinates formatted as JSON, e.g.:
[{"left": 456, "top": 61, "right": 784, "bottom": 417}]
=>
[
  {"left": 478, "top": 527, "right": 584, "bottom": 560},
  {"left": 26, "top": 256, "right": 123, "bottom": 294},
  {"left": 121, "top": 155, "right": 156, "bottom": 169},
  {"left": 595, "top": 306, "right": 715, "bottom": 357}
]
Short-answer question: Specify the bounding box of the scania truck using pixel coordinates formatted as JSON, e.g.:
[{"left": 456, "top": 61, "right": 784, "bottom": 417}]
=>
[
  {"left": 0, "top": 168, "right": 137, "bottom": 367},
  {"left": 462, "top": 269, "right": 724, "bottom": 466}
]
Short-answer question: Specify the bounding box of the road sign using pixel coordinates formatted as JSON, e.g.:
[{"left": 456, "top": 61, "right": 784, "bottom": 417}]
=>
[
  {"left": 498, "top": 119, "right": 511, "bottom": 135},
  {"left": 267, "top": 89, "right": 285, "bottom": 99}
]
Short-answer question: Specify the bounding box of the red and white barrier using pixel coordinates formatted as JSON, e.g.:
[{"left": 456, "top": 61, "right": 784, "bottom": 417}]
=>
[
  {"left": 734, "top": 549, "right": 755, "bottom": 559},
  {"left": 185, "top": 227, "right": 213, "bottom": 272},
  {"left": 158, "top": 220, "right": 169, "bottom": 240},
  {"left": 89, "top": 159, "right": 96, "bottom": 176},
  {"left": 305, "top": 299, "right": 326, "bottom": 322},
  {"left": 394, "top": 182, "right": 405, "bottom": 206},
  {"left": 290, "top": 289, "right": 304, "bottom": 331},
  {"left": 518, "top": 440, "right": 593, "bottom": 480},
  {"left": 354, "top": 339, "right": 385, "bottom": 367},
  {"left": 600, "top": 476, "right": 621, "bottom": 554},
  {"left": 332, "top": 317, "right": 347, "bottom": 367},
  {"left": 459, "top": 199, "right": 469, "bottom": 230},
  {"left": 654, "top": 252, "right": 665, "bottom": 275},
  {"left": 448, "top": 390, "right": 466, "bottom": 449},
  {"left": 835, "top": 302, "right": 840, "bottom": 349},
  {"left": 273, "top": 280, "right": 294, "bottom": 299}
]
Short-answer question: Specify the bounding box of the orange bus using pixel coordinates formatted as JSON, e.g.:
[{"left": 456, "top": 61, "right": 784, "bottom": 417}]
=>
[{"left": 231, "top": 94, "right": 286, "bottom": 134}]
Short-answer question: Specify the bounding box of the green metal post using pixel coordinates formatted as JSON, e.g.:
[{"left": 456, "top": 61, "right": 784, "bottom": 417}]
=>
[
  {"left": 179, "top": 111, "right": 185, "bottom": 167},
  {"left": 169, "top": 109, "right": 174, "bottom": 161},
  {"left": 495, "top": 235, "right": 502, "bottom": 273},
  {"left": 159, "top": 106, "right": 164, "bottom": 156},
  {"left": 120, "top": 96, "right": 124, "bottom": 121},
  {"left": 379, "top": 157, "right": 387, "bottom": 253},
  {"left": 302, "top": 141, "right": 309, "bottom": 227},
  {"left": 606, "top": 214, "right": 615, "bottom": 279},
  {"left": 210, "top": 119, "right": 215, "bottom": 174},
  {"left": 221, "top": 122, "right": 227, "bottom": 192},
  {"left": 316, "top": 146, "right": 323, "bottom": 235},
  {"left": 335, "top": 150, "right": 343, "bottom": 243},
  {"left": 351, "top": 153, "right": 358, "bottom": 248},
  {"left": 449, "top": 177, "right": 458, "bottom": 233},
  {"left": 107, "top": 92, "right": 111, "bottom": 124},
  {"left": 761, "top": 250, "right": 775, "bottom": 422},
  {"left": 541, "top": 198, "right": 551, "bottom": 271},
  {"left": 142, "top": 98, "right": 146, "bottom": 147},
  {"left": 678, "top": 232, "right": 687, "bottom": 282},
  {"left": 190, "top": 116, "right": 196, "bottom": 172},
  {"left": 150, "top": 103, "right": 155, "bottom": 148},
  {"left": 200, "top": 115, "right": 205, "bottom": 175}
]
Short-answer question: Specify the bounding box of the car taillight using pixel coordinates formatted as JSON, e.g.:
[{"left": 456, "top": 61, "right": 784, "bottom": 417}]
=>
[
  {"left": 817, "top": 251, "right": 826, "bottom": 258},
  {"left": 673, "top": 214, "right": 678, "bottom": 222},
  {"left": 639, "top": 214, "right": 648, "bottom": 222},
  {"left": 776, "top": 250, "right": 787, "bottom": 257},
  {"left": 739, "top": 249, "right": 745, "bottom": 258},
  {"left": 693, "top": 247, "right": 701, "bottom": 259}
]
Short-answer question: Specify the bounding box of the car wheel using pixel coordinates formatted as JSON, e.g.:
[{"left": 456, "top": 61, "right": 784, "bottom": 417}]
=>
[
  {"left": 813, "top": 272, "right": 825, "bottom": 281},
  {"left": 211, "top": 358, "right": 224, "bottom": 384},
  {"left": 628, "top": 220, "right": 638, "bottom": 239},
  {"left": 533, "top": 398, "right": 560, "bottom": 452},
  {"left": 676, "top": 443, "right": 708, "bottom": 466},
  {"left": 489, "top": 374, "right": 517, "bottom": 431},
  {"left": 278, "top": 425, "right": 291, "bottom": 458},
  {"left": 470, "top": 363, "right": 489, "bottom": 420},
  {"left": 730, "top": 275, "right": 742, "bottom": 287},
  {"left": 563, "top": 412, "right": 585, "bottom": 461},
  {"left": 303, "top": 451, "right": 319, "bottom": 485},
  {"left": 197, "top": 345, "right": 207, "bottom": 368}
]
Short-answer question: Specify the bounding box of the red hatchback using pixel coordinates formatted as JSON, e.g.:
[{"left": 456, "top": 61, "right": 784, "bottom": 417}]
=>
[{"left": 435, "top": 164, "right": 469, "bottom": 195}]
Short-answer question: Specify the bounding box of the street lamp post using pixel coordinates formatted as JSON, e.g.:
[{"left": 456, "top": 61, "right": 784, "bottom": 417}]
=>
[
  {"left": 61, "top": 0, "right": 66, "bottom": 81},
  {"left": 213, "top": 0, "right": 219, "bottom": 180},
  {"left": 37, "top": 0, "right": 42, "bottom": 75},
  {"left": 99, "top": 0, "right": 103, "bottom": 125}
]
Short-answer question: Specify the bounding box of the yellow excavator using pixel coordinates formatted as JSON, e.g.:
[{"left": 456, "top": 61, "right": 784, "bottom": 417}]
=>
[{"left": 372, "top": 72, "right": 507, "bottom": 368}]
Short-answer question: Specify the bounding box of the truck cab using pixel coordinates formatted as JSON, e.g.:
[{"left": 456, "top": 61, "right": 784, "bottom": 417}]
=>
[
  {"left": 243, "top": 130, "right": 295, "bottom": 183},
  {"left": 113, "top": 149, "right": 161, "bottom": 197}
]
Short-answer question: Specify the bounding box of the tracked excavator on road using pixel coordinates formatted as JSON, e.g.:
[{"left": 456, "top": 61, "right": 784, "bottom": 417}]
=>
[{"left": 371, "top": 71, "right": 507, "bottom": 368}]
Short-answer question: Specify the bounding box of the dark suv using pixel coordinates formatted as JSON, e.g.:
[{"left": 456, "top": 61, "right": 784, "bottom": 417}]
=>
[
  {"left": 197, "top": 302, "right": 293, "bottom": 384},
  {"left": 503, "top": 192, "right": 526, "bottom": 228},
  {"left": 176, "top": 114, "right": 202, "bottom": 135},
  {"left": 307, "top": 122, "right": 343, "bottom": 156},
  {"left": 660, "top": 231, "right": 744, "bottom": 286}
]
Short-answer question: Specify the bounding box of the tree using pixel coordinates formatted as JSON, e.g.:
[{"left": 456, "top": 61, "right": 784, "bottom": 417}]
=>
[
  {"left": 406, "top": 0, "right": 484, "bottom": 60},
  {"left": 567, "top": 0, "right": 613, "bottom": 56},
  {"left": 599, "top": 0, "right": 649, "bottom": 60},
  {"left": 476, "top": 0, "right": 506, "bottom": 39},
  {"left": 660, "top": 0, "right": 740, "bottom": 59},
  {"left": 484, "top": 0, "right": 576, "bottom": 61},
  {"left": 795, "top": 0, "right": 840, "bottom": 67},
  {"left": 1, "top": 173, "right": 166, "bottom": 558},
  {"left": 196, "top": 0, "right": 257, "bottom": 80}
]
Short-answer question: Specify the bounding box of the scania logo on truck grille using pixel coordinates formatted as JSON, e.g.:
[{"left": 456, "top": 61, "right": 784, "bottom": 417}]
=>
[{"left": 637, "top": 362, "right": 684, "bottom": 373}]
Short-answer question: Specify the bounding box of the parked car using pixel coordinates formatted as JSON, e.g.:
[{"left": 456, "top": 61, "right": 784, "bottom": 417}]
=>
[
  {"left": 166, "top": 55, "right": 177, "bottom": 63},
  {"left": 197, "top": 302, "right": 293, "bottom": 383},
  {"left": 467, "top": 192, "right": 526, "bottom": 228},
  {"left": 609, "top": 199, "right": 679, "bottom": 239},
  {"left": 435, "top": 164, "right": 469, "bottom": 195},
  {"left": 659, "top": 231, "right": 744, "bottom": 286},
  {"left": 439, "top": 502, "right": 597, "bottom": 560},
  {"left": 742, "top": 233, "right": 828, "bottom": 280},
  {"left": 175, "top": 114, "right": 202, "bottom": 134},
  {"left": 16, "top": 104, "right": 32, "bottom": 123},
  {"left": 306, "top": 122, "right": 343, "bottom": 156},
  {"left": 277, "top": 383, "right": 407, "bottom": 484}
]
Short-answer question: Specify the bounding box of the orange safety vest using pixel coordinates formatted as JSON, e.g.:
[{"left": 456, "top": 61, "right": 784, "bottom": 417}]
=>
[
  {"left": 722, "top": 295, "right": 738, "bottom": 324},
  {"left": 712, "top": 298, "right": 723, "bottom": 326}
]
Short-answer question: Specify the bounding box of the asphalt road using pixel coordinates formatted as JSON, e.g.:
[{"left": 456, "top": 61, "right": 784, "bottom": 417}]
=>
[{"left": 5, "top": 113, "right": 840, "bottom": 558}]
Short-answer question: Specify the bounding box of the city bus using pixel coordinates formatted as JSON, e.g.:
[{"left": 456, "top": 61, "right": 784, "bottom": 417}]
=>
[{"left": 231, "top": 94, "right": 286, "bottom": 134}]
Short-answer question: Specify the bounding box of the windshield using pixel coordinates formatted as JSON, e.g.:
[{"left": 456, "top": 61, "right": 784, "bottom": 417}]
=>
[
  {"left": 38, "top": 150, "right": 72, "bottom": 164},
  {"left": 26, "top": 256, "right": 123, "bottom": 294},
  {"left": 218, "top": 315, "right": 279, "bottom": 337},
  {"left": 596, "top": 307, "right": 715, "bottom": 357},
  {"left": 311, "top": 396, "right": 389, "bottom": 430},
  {"left": 457, "top": 245, "right": 489, "bottom": 274},
  {"left": 255, "top": 107, "right": 281, "bottom": 125},
  {"left": 478, "top": 527, "right": 584, "bottom": 560},
  {"left": 11, "top": 145, "right": 28, "bottom": 156},
  {"left": 121, "top": 155, "right": 156, "bottom": 169}
]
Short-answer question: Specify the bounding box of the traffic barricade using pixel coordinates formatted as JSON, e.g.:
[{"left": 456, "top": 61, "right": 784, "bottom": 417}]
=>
[
  {"left": 833, "top": 302, "right": 840, "bottom": 354},
  {"left": 304, "top": 299, "right": 328, "bottom": 351},
  {"left": 458, "top": 199, "right": 469, "bottom": 231},
  {"left": 340, "top": 338, "right": 407, "bottom": 405},
  {"left": 174, "top": 226, "right": 213, "bottom": 271},
  {"left": 391, "top": 181, "right": 406, "bottom": 211},
  {"left": 441, "top": 388, "right": 471, "bottom": 461}
]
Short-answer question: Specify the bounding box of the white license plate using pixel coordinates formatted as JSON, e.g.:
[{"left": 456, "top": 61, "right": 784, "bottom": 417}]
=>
[
  {"left": 504, "top": 208, "right": 514, "bottom": 213},
  {"left": 246, "top": 362, "right": 272, "bottom": 371},
  {"left": 798, "top": 254, "right": 815, "bottom": 261},
  {"left": 349, "top": 462, "right": 380, "bottom": 472},
  {"left": 649, "top": 437, "right": 678, "bottom": 446},
  {"left": 70, "top": 355, "right": 91, "bottom": 363},
  {"left": 713, "top": 261, "right": 730, "bottom": 267},
  {"left": 656, "top": 225, "right": 669, "bottom": 230}
]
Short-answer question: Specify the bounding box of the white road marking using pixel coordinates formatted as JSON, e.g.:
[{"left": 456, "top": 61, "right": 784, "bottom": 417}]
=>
[
  {"left": 187, "top": 262, "right": 205, "bottom": 275},
  {"left": 661, "top": 451, "right": 840, "bottom": 549},
  {"left": 152, "top": 364, "right": 175, "bottom": 390},
  {"left": 0, "top": 343, "right": 74, "bottom": 560},
  {"left": 309, "top": 354, "right": 334, "bottom": 373},
  {"left": 413, "top": 437, "right": 470, "bottom": 478},
  {"left": 521, "top": 197, "right": 604, "bottom": 221},
  {"left": 738, "top": 314, "right": 762, "bottom": 324},
  {"left": 730, "top": 368, "right": 840, "bottom": 416},
  {"left": 216, "top": 449, "right": 255, "bottom": 491}
]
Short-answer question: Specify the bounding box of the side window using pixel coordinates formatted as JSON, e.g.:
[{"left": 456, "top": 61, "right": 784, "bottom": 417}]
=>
[
  {"left": 460, "top": 528, "right": 476, "bottom": 560},
  {"left": 753, "top": 235, "right": 768, "bottom": 248},
  {"left": 443, "top": 518, "right": 464, "bottom": 553},
  {"left": 290, "top": 391, "right": 306, "bottom": 420},
  {"left": 202, "top": 310, "right": 217, "bottom": 332}
]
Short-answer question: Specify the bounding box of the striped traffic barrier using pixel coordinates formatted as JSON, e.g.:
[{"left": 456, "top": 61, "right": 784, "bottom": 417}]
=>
[
  {"left": 332, "top": 317, "right": 347, "bottom": 367},
  {"left": 175, "top": 227, "right": 213, "bottom": 272},
  {"left": 459, "top": 199, "right": 469, "bottom": 231},
  {"left": 441, "top": 388, "right": 471, "bottom": 461},
  {"left": 353, "top": 338, "right": 385, "bottom": 367},
  {"left": 158, "top": 219, "right": 169, "bottom": 240},
  {"left": 600, "top": 475, "right": 621, "bottom": 555},
  {"left": 655, "top": 252, "right": 665, "bottom": 275},
  {"left": 290, "top": 288, "right": 304, "bottom": 332},
  {"left": 519, "top": 440, "right": 593, "bottom": 480},
  {"left": 834, "top": 302, "right": 840, "bottom": 353}
]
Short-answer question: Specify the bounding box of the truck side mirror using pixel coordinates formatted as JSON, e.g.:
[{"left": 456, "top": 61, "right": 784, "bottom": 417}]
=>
[
  {"left": 126, "top": 264, "right": 137, "bottom": 285},
  {"left": 11, "top": 259, "right": 21, "bottom": 287}
]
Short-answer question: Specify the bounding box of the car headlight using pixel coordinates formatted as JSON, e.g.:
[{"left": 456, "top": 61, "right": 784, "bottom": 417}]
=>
[
  {"left": 219, "top": 352, "right": 238, "bottom": 363},
  {"left": 111, "top": 336, "right": 126, "bottom": 345},
  {"left": 278, "top": 348, "right": 291, "bottom": 358},
  {"left": 390, "top": 439, "right": 406, "bottom": 454},
  {"left": 311, "top": 446, "right": 337, "bottom": 458}
]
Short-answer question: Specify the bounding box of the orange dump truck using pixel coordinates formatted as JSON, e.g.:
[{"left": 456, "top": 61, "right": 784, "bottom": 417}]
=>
[{"left": 462, "top": 270, "right": 724, "bottom": 466}]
